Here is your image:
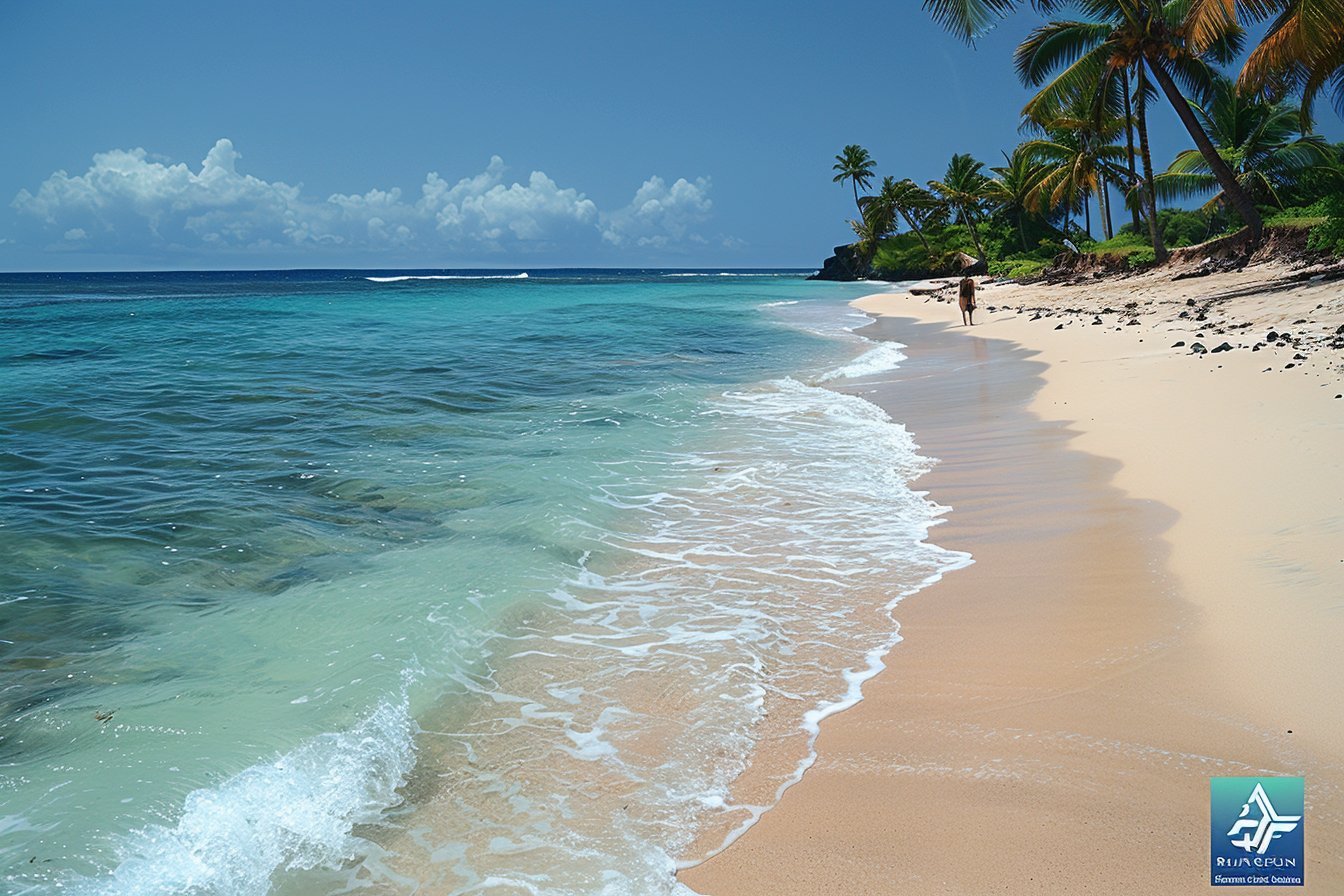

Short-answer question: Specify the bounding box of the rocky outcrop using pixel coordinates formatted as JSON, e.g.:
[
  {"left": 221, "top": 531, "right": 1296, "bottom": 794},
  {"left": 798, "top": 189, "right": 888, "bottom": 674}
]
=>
[{"left": 809, "top": 244, "right": 870, "bottom": 281}]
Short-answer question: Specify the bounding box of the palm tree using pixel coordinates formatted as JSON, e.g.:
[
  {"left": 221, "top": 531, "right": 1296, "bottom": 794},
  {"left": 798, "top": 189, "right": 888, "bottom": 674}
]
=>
[
  {"left": 1024, "top": 86, "right": 1129, "bottom": 239},
  {"left": 1237, "top": 0, "right": 1344, "bottom": 121},
  {"left": 1014, "top": 17, "right": 1169, "bottom": 256},
  {"left": 832, "top": 145, "right": 877, "bottom": 213},
  {"left": 1024, "top": 125, "right": 1128, "bottom": 241},
  {"left": 929, "top": 153, "right": 992, "bottom": 261},
  {"left": 871, "top": 176, "right": 941, "bottom": 253},
  {"left": 923, "top": 0, "right": 1268, "bottom": 240},
  {"left": 983, "top": 145, "right": 1053, "bottom": 250},
  {"left": 849, "top": 194, "right": 896, "bottom": 268},
  {"left": 1154, "top": 73, "right": 1329, "bottom": 210}
]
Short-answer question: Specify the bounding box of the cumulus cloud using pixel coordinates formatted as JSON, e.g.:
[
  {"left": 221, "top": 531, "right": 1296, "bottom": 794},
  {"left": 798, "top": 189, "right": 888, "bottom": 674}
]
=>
[
  {"left": 417, "top": 156, "right": 598, "bottom": 244},
  {"left": 9, "top": 139, "right": 718, "bottom": 261},
  {"left": 600, "top": 176, "right": 713, "bottom": 248}
]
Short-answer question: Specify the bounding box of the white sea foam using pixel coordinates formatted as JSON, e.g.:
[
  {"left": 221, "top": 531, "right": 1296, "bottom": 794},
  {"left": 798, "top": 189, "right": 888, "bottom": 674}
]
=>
[
  {"left": 365, "top": 273, "right": 529, "bottom": 282},
  {"left": 662, "top": 272, "right": 799, "bottom": 278},
  {"left": 61, "top": 308, "right": 955, "bottom": 896},
  {"left": 819, "top": 340, "right": 909, "bottom": 380},
  {"left": 72, "top": 697, "right": 416, "bottom": 896}
]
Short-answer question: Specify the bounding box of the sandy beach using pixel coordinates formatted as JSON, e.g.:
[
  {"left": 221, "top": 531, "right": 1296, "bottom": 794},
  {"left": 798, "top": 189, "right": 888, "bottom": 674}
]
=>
[{"left": 681, "top": 260, "right": 1344, "bottom": 893}]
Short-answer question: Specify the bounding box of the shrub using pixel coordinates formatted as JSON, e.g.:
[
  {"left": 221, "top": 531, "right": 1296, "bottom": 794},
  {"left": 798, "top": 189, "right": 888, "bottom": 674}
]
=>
[
  {"left": 1307, "top": 194, "right": 1344, "bottom": 256},
  {"left": 989, "top": 257, "right": 1051, "bottom": 280}
]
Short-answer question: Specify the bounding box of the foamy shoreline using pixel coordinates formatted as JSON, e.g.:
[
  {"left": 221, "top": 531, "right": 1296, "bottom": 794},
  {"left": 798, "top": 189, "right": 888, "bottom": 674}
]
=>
[{"left": 682, "top": 261, "right": 1344, "bottom": 893}]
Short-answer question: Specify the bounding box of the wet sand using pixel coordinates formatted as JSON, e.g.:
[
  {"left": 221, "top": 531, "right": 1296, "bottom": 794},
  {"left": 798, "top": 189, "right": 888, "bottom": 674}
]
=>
[{"left": 681, "top": 267, "right": 1344, "bottom": 893}]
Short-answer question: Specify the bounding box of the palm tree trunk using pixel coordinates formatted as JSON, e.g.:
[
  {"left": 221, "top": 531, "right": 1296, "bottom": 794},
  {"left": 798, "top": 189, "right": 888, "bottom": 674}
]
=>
[
  {"left": 897, "top": 208, "right": 931, "bottom": 253},
  {"left": 1018, "top": 214, "right": 1028, "bottom": 252},
  {"left": 1121, "top": 68, "right": 1142, "bottom": 233},
  {"left": 962, "top": 205, "right": 986, "bottom": 261},
  {"left": 1084, "top": 191, "right": 1092, "bottom": 238},
  {"left": 1143, "top": 51, "right": 1264, "bottom": 240},
  {"left": 1135, "top": 64, "right": 1168, "bottom": 264},
  {"left": 853, "top": 181, "right": 861, "bottom": 213},
  {"left": 1100, "top": 175, "right": 1114, "bottom": 240}
]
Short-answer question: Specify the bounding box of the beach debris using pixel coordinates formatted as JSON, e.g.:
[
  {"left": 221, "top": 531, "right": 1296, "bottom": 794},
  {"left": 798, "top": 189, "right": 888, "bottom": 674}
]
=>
[
  {"left": 94, "top": 709, "right": 115, "bottom": 723},
  {"left": 1092, "top": 317, "right": 1103, "bottom": 325},
  {"left": 1294, "top": 353, "right": 1307, "bottom": 360},
  {"left": 1190, "top": 343, "right": 1208, "bottom": 354},
  {"left": 1054, "top": 323, "right": 1064, "bottom": 330},
  {"left": 1126, "top": 319, "right": 1139, "bottom": 326},
  {"left": 1253, "top": 343, "right": 1264, "bottom": 351}
]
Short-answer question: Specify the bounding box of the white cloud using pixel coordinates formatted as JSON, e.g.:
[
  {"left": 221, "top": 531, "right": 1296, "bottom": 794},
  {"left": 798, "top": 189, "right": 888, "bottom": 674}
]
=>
[
  {"left": 601, "top": 176, "right": 713, "bottom": 248},
  {"left": 415, "top": 156, "right": 598, "bottom": 244},
  {"left": 10, "top": 140, "right": 717, "bottom": 260}
]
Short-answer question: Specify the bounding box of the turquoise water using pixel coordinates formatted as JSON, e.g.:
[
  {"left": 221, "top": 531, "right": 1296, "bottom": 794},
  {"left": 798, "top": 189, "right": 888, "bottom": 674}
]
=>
[{"left": 0, "top": 271, "right": 964, "bottom": 895}]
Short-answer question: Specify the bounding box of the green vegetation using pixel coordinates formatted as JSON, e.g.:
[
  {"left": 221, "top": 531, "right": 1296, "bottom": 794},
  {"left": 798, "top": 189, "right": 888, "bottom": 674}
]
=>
[{"left": 826, "top": 3, "right": 1344, "bottom": 281}]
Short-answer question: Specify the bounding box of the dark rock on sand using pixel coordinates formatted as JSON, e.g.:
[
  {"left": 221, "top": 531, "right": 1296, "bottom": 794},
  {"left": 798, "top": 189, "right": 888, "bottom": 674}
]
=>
[
  {"left": 1191, "top": 342, "right": 1208, "bottom": 354},
  {"left": 1173, "top": 341, "right": 1186, "bottom": 347},
  {"left": 1212, "top": 342, "right": 1234, "bottom": 353}
]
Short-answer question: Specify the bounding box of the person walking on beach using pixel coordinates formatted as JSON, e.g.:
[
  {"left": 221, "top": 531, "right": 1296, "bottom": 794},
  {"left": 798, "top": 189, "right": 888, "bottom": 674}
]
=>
[{"left": 958, "top": 276, "right": 977, "bottom": 326}]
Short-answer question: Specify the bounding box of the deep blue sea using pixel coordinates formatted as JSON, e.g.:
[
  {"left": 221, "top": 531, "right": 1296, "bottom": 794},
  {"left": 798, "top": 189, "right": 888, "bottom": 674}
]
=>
[{"left": 0, "top": 269, "right": 964, "bottom": 895}]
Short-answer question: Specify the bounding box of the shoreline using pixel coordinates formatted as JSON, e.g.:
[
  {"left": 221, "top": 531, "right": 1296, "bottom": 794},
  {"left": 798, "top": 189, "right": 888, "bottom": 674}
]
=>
[{"left": 681, "top": 263, "right": 1344, "bottom": 892}]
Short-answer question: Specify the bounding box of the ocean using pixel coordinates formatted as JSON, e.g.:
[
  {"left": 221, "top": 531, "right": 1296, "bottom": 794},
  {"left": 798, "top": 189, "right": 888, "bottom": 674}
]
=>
[{"left": 0, "top": 270, "right": 966, "bottom": 895}]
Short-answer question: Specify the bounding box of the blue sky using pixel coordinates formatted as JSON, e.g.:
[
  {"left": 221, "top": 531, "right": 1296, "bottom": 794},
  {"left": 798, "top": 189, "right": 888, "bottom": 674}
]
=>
[{"left": 2, "top": 1, "right": 1340, "bottom": 271}]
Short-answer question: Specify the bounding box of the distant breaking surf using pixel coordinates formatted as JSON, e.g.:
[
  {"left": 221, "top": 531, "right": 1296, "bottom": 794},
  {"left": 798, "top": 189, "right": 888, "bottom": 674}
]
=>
[{"left": 365, "top": 273, "right": 529, "bottom": 282}]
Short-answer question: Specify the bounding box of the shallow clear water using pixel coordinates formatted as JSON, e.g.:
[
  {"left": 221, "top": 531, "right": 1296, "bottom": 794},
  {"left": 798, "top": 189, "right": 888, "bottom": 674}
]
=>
[{"left": 0, "top": 270, "right": 964, "bottom": 895}]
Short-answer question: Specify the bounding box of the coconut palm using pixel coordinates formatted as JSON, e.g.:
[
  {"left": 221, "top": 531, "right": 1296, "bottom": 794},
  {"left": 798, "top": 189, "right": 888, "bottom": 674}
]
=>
[
  {"left": 869, "top": 176, "right": 941, "bottom": 253},
  {"left": 1011, "top": 9, "right": 1235, "bottom": 258},
  {"left": 832, "top": 145, "right": 877, "bottom": 213},
  {"left": 983, "top": 145, "right": 1054, "bottom": 250},
  {"left": 929, "top": 153, "right": 992, "bottom": 261},
  {"left": 1024, "top": 85, "right": 1130, "bottom": 239},
  {"left": 1153, "top": 73, "right": 1329, "bottom": 210},
  {"left": 1237, "top": 0, "right": 1344, "bottom": 121},
  {"left": 923, "top": 0, "right": 1268, "bottom": 241},
  {"left": 848, "top": 196, "right": 895, "bottom": 268},
  {"left": 1024, "top": 125, "right": 1128, "bottom": 240}
]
